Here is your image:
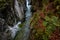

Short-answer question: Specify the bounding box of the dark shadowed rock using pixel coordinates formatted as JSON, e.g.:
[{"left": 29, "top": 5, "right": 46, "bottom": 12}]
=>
[
  {"left": 0, "top": 0, "right": 26, "bottom": 40},
  {"left": 0, "top": 18, "right": 12, "bottom": 40}
]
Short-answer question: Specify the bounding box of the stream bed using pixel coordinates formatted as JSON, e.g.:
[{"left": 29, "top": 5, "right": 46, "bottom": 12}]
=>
[{"left": 9, "top": 0, "right": 32, "bottom": 40}]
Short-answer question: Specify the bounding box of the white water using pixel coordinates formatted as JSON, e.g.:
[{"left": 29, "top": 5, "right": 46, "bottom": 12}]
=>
[
  {"left": 26, "top": 0, "right": 31, "bottom": 18},
  {"left": 22, "top": 0, "right": 32, "bottom": 40},
  {"left": 9, "top": 0, "right": 23, "bottom": 38},
  {"left": 9, "top": 0, "right": 31, "bottom": 39},
  {"left": 15, "top": 0, "right": 31, "bottom": 39},
  {"left": 9, "top": 22, "right": 21, "bottom": 38}
]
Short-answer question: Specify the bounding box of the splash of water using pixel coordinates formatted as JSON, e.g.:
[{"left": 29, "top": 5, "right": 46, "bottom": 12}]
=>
[
  {"left": 9, "top": 0, "right": 23, "bottom": 38},
  {"left": 9, "top": 22, "right": 21, "bottom": 38},
  {"left": 9, "top": 0, "right": 32, "bottom": 40},
  {"left": 26, "top": 0, "right": 31, "bottom": 17}
]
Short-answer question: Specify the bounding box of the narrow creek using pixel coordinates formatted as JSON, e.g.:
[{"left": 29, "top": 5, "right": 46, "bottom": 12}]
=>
[
  {"left": 22, "top": 0, "right": 32, "bottom": 40},
  {"left": 9, "top": 0, "right": 32, "bottom": 40}
]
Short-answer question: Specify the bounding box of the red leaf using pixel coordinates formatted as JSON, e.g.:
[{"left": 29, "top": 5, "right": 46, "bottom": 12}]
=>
[{"left": 39, "top": 12, "right": 45, "bottom": 19}]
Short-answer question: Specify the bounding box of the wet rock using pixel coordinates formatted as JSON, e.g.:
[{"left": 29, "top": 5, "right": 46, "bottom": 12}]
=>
[
  {"left": 0, "top": 0, "right": 26, "bottom": 40},
  {"left": 0, "top": 18, "right": 12, "bottom": 40},
  {"left": 0, "top": 18, "right": 6, "bottom": 32}
]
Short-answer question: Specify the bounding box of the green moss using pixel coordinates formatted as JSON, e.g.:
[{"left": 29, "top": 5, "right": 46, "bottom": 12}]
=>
[
  {"left": 18, "top": 21, "right": 26, "bottom": 28},
  {"left": 18, "top": 24, "right": 24, "bottom": 28}
]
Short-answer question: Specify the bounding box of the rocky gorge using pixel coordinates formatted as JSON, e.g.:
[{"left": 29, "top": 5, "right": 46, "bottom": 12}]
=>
[
  {"left": 0, "top": 0, "right": 26, "bottom": 40},
  {"left": 0, "top": 0, "right": 60, "bottom": 40}
]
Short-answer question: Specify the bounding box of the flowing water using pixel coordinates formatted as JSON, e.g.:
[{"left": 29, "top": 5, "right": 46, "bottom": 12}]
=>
[
  {"left": 22, "top": 0, "right": 32, "bottom": 40},
  {"left": 14, "top": 0, "right": 31, "bottom": 40},
  {"left": 9, "top": 22, "right": 21, "bottom": 38},
  {"left": 9, "top": 0, "right": 31, "bottom": 40}
]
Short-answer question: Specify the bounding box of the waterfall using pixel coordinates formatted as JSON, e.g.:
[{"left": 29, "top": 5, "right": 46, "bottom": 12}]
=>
[
  {"left": 9, "top": 22, "right": 21, "bottom": 38},
  {"left": 9, "top": 0, "right": 23, "bottom": 38},
  {"left": 22, "top": 0, "right": 32, "bottom": 40},
  {"left": 26, "top": 0, "right": 31, "bottom": 18},
  {"left": 9, "top": 0, "right": 32, "bottom": 40}
]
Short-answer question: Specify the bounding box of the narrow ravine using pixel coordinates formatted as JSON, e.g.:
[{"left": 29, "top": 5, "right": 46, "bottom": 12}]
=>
[
  {"left": 9, "top": 0, "right": 32, "bottom": 40},
  {"left": 0, "top": 0, "right": 60, "bottom": 40},
  {"left": 14, "top": 0, "right": 32, "bottom": 40},
  {"left": 22, "top": 0, "right": 32, "bottom": 40}
]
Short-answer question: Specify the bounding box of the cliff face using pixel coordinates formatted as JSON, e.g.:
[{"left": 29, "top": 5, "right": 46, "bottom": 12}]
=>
[
  {"left": 0, "top": 0, "right": 26, "bottom": 26},
  {"left": 0, "top": 0, "right": 26, "bottom": 40}
]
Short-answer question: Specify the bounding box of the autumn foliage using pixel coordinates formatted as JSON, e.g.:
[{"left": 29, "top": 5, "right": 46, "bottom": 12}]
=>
[{"left": 30, "top": 0, "right": 60, "bottom": 40}]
